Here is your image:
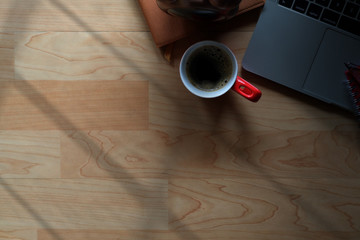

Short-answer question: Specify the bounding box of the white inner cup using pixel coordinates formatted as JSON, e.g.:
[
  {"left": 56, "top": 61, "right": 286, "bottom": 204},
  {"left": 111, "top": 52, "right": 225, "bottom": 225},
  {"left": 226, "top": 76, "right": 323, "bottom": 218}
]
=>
[{"left": 180, "top": 40, "right": 239, "bottom": 98}]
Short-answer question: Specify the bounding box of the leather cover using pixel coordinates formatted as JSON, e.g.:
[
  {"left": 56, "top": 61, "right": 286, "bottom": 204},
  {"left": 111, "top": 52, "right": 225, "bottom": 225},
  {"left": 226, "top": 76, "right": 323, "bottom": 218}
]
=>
[{"left": 138, "top": 0, "right": 266, "bottom": 47}]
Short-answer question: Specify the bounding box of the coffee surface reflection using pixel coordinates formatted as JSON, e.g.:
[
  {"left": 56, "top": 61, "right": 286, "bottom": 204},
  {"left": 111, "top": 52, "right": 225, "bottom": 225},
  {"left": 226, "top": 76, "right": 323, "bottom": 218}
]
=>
[{"left": 186, "top": 46, "right": 233, "bottom": 91}]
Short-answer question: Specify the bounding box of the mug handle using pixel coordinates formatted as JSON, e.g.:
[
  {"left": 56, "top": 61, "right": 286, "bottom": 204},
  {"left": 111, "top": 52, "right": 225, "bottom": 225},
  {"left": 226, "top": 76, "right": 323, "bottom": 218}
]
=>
[{"left": 232, "top": 76, "right": 262, "bottom": 102}]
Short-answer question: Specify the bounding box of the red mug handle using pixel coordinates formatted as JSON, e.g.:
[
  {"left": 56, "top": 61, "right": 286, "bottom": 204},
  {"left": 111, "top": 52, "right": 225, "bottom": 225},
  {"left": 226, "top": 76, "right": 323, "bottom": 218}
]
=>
[{"left": 232, "top": 76, "right": 262, "bottom": 102}]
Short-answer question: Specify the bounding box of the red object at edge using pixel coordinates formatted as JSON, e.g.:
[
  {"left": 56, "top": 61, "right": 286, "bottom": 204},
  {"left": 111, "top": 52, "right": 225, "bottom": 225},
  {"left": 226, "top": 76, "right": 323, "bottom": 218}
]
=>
[{"left": 232, "top": 76, "right": 262, "bottom": 102}]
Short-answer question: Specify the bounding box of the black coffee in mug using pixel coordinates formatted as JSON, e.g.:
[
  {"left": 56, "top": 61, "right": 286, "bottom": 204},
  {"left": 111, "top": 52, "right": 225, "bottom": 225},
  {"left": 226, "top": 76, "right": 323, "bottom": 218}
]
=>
[
  {"left": 180, "top": 41, "right": 262, "bottom": 101},
  {"left": 186, "top": 46, "right": 233, "bottom": 91}
]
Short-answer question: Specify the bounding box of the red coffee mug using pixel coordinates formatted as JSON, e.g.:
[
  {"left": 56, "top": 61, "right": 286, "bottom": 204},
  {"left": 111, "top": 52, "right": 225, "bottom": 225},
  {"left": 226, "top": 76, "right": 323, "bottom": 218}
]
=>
[{"left": 180, "top": 41, "right": 262, "bottom": 102}]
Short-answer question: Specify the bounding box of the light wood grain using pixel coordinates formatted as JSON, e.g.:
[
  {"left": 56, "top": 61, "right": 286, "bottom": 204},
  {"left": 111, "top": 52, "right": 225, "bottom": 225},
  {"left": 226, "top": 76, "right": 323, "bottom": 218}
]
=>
[
  {"left": 0, "top": 0, "right": 148, "bottom": 32},
  {"left": 0, "top": 178, "right": 167, "bottom": 230},
  {"left": 15, "top": 32, "right": 169, "bottom": 81},
  {"left": 169, "top": 178, "right": 360, "bottom": 231},
  {"left": 0, "top": 131, "right": 60, "bottom": 178},
  {"left": 36, "top": 229, "right": 360, "bottom": 240},
  {"left": 0, "top": 80, "right": 148, "bottom": 130},
  {"left": 60, "top": 129, "right": 360, "bottom": 179},
  {"left": 0, "top": 0, "right": 359, "bottom": 239},
  {"left": 0, "top": 229, "right": 36, "bottom": 240},
  {"left": 0, "top": 32, "right": 14, "bottom": 80}
]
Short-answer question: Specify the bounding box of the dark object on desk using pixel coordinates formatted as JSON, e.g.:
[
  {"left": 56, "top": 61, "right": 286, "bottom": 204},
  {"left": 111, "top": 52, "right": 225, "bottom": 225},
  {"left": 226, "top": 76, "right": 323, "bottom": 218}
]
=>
[
  {"left": 345, "top": 62, "right": 360, "bottom": 122},
  {"left": 138, "top": 0, "right": 265, "bottom": 47},
  {"left": 156, "top": 0, "right": 242, "bottom": 22}
]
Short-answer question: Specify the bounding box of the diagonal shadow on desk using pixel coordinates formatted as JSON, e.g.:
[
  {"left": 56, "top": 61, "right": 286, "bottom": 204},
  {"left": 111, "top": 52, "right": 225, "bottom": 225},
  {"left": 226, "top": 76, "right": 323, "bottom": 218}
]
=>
[
  {"left": 1, "top": 0, "right": 359, "bottom": 239},
  {"left": 0, "top": 0, "right": 200, "bottom": 239}
]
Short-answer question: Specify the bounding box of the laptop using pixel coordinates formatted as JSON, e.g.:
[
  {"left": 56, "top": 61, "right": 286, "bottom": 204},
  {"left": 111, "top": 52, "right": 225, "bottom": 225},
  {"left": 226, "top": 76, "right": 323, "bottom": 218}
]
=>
[{"left": 242, "top": 0, "right": 360, "bottom": 111}]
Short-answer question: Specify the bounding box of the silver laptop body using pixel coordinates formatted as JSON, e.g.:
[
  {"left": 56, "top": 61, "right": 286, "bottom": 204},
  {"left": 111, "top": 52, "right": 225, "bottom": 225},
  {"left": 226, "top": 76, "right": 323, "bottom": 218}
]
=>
[{"left": 242, "top": 0, "right": 360, "bottom": 111}]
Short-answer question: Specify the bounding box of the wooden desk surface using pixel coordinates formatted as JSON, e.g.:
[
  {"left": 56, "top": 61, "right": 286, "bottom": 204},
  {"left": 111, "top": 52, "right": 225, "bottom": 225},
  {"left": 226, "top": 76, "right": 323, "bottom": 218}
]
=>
[{"left": 0, "top": 1, "right": 359, "bottom": 239}]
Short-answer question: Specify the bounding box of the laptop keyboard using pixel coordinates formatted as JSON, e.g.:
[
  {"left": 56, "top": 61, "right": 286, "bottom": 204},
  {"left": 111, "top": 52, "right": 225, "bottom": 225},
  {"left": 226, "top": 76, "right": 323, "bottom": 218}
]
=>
[{"left": 278, "top": 0, "right": 360, "bottom": 36}]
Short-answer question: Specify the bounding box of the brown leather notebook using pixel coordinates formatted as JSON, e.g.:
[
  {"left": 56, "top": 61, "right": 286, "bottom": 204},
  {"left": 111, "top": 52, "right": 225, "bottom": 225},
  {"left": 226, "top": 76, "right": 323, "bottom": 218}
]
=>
[{"left": 138, "top": 0, "right": 265, "bottom": 48}]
